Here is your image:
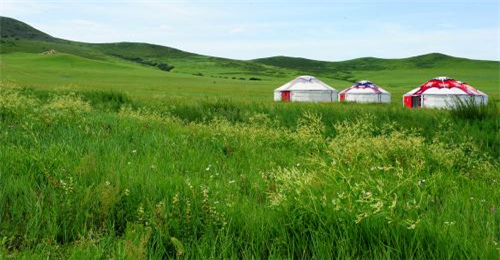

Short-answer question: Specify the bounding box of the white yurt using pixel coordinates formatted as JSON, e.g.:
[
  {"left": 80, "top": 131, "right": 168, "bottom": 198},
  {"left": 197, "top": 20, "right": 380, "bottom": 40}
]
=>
[
  {"left": 274, "top": 76, "right": 338, "bottom": 102},
  {"left": 403, "top": 77, "right": 488, "bottom": 109},
  {"left": 338, "top": 80, "right": 391, "bottom": 103}
]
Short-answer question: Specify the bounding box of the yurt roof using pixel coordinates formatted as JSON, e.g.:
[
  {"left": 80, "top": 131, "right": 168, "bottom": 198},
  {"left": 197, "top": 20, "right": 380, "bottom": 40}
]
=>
[
  {"left": 275, "top": 76, "right": 337, "bottom": 92},
  {"left": 339, "top": 80, "right": 390, "bottom": 94},
  {"left": 405, "top": 77, "right": 487, "bottom": 96}
]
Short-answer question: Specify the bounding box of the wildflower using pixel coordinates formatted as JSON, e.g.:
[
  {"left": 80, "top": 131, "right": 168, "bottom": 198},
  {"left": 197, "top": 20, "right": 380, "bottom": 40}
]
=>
[
  {"left": 406, "top": 219, "right": 420, "bottom": 229},
  {"left": 371, "top": 201, "right": 384, "bottom": 213},
  {"left": 355, "top": 213, "right": 368, "bottom": 224},
  {"left": 228, "top": 180, "right": 235, "bottom": 184},
  {"left": 205, "top": 164, "right": 211, "bottom": 171},
  {"left": 444, "top": 221, "right": 456, "bottom": 226},
  {"left": 172, "top": 193, "right": 179, "bottom": 205},
  {"left": 185, "top": 199, "right": 192, "bottom": 223},
  {"left": 124, "top": 189, "right": 130, "bottom": 196},
  {"left": 418, "top": 179, "right": 426, "bottom": 185},
  {"left": 155, "top": 201, "right": 165, "bottom": 213},
  {"left": 390, "top": 195, "right": 398, "bottom": 210},
  {"left": 362, "top": 190, "right": 372, "bottom": 199},
  {"left": 105, "top": 181, "right": 111, "bottom": 186},
  {"left": 150, "top": 164, "right": 156, "bottom": 169},
  {"left": 202, "top": 187, "right": 210, "bottom": 215},
  {"left": 470, "top": 197, "right": 474, "bottom": 200},
  {"left": 296, "top": 163, "right": 300, "bottom": 167},
  {"left": 132, "top": 150, "right": 137, "bottom": 154},
  {"left": 137, "top": 204, "right": 145, "bottom": 223}
]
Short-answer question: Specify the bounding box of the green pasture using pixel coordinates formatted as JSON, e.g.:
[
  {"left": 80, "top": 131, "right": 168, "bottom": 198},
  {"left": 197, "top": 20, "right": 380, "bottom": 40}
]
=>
[{"left": 1, "top": 52, "right": 499, "bottom": 102}]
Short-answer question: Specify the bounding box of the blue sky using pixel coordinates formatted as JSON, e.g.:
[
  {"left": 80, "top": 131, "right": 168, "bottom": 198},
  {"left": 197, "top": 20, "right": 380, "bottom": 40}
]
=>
[{"left": 1, "top": 0, "right": 499, "bottom": 61}]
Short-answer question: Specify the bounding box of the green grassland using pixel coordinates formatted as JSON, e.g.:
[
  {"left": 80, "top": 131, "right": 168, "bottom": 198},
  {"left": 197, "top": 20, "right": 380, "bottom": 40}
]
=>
[
  {"left": 1, "top": 16, "right": 500, "bottom": 259},
  {"left": 1, "top": 86, "right": 499, "bottom": 259},
  {"left": 1, "top": 17, "right": 499, "bottom": 102}
]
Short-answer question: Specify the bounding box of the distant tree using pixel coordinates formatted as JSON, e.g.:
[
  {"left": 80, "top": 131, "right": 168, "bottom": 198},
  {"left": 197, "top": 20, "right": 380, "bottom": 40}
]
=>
[{"left": 157, "top": 63, "right": 174, "bottom": 71}]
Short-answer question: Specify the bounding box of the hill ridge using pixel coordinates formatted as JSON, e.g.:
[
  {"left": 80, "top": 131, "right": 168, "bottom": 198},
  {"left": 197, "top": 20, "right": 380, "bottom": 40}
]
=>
[{"left": 2, "top": 16, "right": 498, "bottom": 65}]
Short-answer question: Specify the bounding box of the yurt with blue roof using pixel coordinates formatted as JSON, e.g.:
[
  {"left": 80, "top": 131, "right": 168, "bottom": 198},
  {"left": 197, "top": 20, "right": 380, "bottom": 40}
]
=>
[{"left": 338, "top": 80, "right": 391, "bottom": 103}]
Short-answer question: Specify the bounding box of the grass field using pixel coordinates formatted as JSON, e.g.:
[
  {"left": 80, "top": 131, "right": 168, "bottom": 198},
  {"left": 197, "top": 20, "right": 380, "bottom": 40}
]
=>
[
  {"left": 2, "top": 51, "right": 499, "bottom": 102},
  {"left": 1, "top": 85, "right": 499, "bottom": 259},
  {"left": 1, "top": 16, "right": 500, "bottom": 259}
]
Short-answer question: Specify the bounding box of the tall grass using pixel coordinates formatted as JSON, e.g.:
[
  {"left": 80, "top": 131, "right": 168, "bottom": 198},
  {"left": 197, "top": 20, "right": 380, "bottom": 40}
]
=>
[
  {"left": 1, "top": 86, "right": 499, "bottom": 259},
  {"left": 450, "top": 96, "right": 498, "bottom": 120}
]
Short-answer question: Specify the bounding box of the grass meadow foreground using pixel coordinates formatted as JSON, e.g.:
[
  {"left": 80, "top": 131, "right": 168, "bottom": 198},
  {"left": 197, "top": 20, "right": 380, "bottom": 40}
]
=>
[{"left": 1, "top": 83, "right": 499, "bottom": 259}]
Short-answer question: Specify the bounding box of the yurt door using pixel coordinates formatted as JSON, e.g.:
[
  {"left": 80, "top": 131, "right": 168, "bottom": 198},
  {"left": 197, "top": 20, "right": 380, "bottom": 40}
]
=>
[
  {"left": 412, "top": 96, "right": 421, "bottom": 108},
  {"left": 281, "top": 91, "right": 291, "bottom": 102}
]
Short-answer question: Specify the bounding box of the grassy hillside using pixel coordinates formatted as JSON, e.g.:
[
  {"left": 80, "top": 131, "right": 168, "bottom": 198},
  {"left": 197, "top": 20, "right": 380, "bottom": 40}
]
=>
[
  {"left": 0, "top": 52, "right": 311, "bottom": 100},
  {"left": 0, "top": 17, "right": 296, "bottom": 80},
  {"left": 1, "top": 16, "right": 499, "bottom": 101},
  {"left": 254, "top": 53, "right": 499, "bottom": 72},
  {"left": 0, "top": 16, "right": 55, "bottom": 41}
]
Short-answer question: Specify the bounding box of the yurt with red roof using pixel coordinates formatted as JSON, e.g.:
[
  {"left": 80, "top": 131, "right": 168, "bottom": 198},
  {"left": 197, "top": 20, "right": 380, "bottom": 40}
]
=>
[
  {"left": 338, "top": 80, "right": 391, "bottom": 103},
  {"left": 403, "top": 77, "right": 488, "bottom": 109},
  {"left": 274, "top": 75, "right": 338, "bottom": 102}
]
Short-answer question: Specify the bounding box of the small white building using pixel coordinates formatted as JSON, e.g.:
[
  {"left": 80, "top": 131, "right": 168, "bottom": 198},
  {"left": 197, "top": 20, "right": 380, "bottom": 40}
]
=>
[
  {"left": 338, "top": 80, "right": 391, "bottom": 103},
  {"left": 403, "top": 77, "right": 488, "bottom": 109},
  {"left": 274, "top": 76, "right": 338, "bottom": 102}
]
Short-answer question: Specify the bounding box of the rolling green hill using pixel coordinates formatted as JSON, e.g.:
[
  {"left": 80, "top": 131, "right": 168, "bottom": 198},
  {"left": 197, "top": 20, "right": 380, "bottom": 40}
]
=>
[{"left": 1, "top": 16, "right": 499, "bottom": 100}]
